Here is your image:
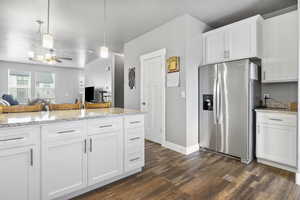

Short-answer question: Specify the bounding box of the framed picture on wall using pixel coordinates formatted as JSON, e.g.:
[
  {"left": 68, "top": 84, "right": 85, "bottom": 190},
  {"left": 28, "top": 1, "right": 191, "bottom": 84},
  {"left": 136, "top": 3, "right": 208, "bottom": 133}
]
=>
[{"left": 167, "top": 56, "right": 180, "bottom": 73}]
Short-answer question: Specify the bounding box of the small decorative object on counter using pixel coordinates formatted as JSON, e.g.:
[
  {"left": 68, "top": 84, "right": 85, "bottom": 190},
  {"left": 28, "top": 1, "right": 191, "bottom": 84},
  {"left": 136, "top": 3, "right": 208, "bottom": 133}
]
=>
[
  {"left": 289, "top": 102, "right": 298, "bottom": 112},
  {"left": 85, "top": 102, "right": 112, "bottom": 109},
  {"left": 128, "top": 67, "right": 136, "bottom": 90},
  {"left": 1, "top": 104, "right": 42, "bottom": 113},
  {"left": 49, "top": 103, "right": 81, "bottom": 111},
  {"left": 167, "top": 56, "right": 180, "bottom": 73}
]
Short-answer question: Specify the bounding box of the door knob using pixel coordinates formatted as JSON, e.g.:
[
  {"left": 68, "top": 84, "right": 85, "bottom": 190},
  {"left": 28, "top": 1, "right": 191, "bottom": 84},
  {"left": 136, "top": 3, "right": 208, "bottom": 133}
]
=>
[{"left": 142, "top": 102, "right": 146, "bottom": 106}]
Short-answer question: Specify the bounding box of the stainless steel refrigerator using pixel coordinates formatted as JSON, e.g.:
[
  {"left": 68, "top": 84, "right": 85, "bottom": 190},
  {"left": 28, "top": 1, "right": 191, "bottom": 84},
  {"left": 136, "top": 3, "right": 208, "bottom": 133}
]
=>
[{"left": 199, "top": 59, "right": 261, "bottom": 164}]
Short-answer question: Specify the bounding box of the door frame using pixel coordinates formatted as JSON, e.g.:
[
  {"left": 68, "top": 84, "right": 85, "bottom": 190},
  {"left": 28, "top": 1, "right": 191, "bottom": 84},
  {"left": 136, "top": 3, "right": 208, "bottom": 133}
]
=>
[{"left": 140, "top": 48, "right": 166, "bottom": 145}]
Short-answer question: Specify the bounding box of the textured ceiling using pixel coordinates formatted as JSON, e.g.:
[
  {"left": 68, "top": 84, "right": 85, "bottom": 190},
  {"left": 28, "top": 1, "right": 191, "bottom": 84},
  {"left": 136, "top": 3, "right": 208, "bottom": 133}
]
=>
[{"left": 0, "top": 0, "right": 297, "bottom": 68}]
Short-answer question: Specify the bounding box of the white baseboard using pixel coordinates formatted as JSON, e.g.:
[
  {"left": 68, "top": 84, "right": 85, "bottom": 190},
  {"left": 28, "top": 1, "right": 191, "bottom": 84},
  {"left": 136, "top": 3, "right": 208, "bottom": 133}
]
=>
[
  {"left": 54, "top": 168, "right": 142, "bottom": 200},
  {"left": 163, "top": 141, "right": 199, "bottom": 155},
  {"left": 296, "top": 173, "right": 300, "bottom": 185},
  {"left": 186, "top": 144, "right": 200, "bottom": 154}
]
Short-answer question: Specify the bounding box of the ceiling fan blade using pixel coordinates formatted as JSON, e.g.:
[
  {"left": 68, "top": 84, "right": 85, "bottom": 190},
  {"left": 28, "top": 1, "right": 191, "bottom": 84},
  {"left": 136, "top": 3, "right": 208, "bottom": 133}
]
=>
[
  {"left": 57, "top": 57, "right": 73, "bottom": 61},
  {"left": 55, "top": 58, "right": 63, "bottom": 63}
]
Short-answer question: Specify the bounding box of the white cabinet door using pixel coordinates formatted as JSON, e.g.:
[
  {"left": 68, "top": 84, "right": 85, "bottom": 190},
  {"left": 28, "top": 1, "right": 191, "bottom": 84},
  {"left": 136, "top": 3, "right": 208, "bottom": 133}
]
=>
[
  {"left": 0, "top": 146, "right": 39, "bottom": 200},
  {"left": 88, "top": 131, "right": 123, "bottom": 186},
  {"left": 262, "top": 11, "right": 298, "bottom": 83},
  {"left": 227, "top": 22, "right": 252, "bottom": 61},
  {"left": 42, "top": 138, "right": 87, "bottom": 200},
  {"left": 203, "top": 31, "right": 225, "bottom": 64},
  {"left": 257, "top": 124, "right": 296, "bottom": 167}
]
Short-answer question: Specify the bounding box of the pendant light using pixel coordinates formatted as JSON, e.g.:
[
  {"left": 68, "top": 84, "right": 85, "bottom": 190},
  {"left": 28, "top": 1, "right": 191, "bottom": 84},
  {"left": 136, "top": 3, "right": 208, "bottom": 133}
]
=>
[
  {"left": 43, "top": 0, "right": 54, "bottom": 49},
  {"left": 100, "top": 0, "right": 109, "bottom": 58}
]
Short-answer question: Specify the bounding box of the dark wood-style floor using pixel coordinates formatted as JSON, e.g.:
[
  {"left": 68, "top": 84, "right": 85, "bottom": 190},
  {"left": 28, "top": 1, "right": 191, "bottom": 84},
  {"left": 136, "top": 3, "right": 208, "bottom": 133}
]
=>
[{"left": 73, "top": 141, "right": 300, "bottom": 200}]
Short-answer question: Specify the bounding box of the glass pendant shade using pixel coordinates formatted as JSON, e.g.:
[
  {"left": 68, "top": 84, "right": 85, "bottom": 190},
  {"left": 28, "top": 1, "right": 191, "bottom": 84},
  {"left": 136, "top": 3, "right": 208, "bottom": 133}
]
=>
[
  {"left": 100, "top": 46, "right": 109, "bottom": 58},
  {"left": 42, "top": 33, "right": 54, "bottom": 49},
  {"left": 28, "top": 51, "right": 35, "bottom": 58}
]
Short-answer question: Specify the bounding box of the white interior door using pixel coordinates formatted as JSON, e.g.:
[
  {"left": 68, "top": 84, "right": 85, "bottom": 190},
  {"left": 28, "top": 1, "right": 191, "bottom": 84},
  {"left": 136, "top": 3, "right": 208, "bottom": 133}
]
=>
[{"left": 141, "top": 49, "right": 166, "bottom": 144}]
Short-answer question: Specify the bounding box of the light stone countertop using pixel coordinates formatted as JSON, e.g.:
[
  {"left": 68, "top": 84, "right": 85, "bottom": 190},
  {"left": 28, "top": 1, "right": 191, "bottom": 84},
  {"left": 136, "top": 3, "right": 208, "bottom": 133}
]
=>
[
  {"left": 255, "top": 108, "right": 297, "bottom": 115},
  {"left": 0, "top": 108, "right": 145, "bottom": 128}
]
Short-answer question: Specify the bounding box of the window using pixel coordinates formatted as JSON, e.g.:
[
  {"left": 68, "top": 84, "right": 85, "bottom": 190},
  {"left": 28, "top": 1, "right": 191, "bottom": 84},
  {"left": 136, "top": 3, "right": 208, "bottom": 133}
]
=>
[
  {"left": 35, "top": 72, "right": 55, "bottom": 103},
  {"left": 8, "top": 70, "right": 32, "bottom": 104}
]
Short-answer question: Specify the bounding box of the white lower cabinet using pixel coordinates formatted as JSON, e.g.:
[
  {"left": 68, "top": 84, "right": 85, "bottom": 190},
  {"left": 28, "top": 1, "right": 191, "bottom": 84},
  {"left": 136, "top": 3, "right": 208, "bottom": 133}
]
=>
[
  {"left": 88, "top": 131, "right": 123, "bottom": 186},
  {"left": 257, "top": 125, "right": 296, "bottom": 167},
  {"left": 0, "top": 126, "right": 40, "bottom": 200},
  {"left": 124, "top": 115, "right": 145, "bottom": 172},
  {"left": 0, "top": 146, "right": 39, "bottom": 200},
  {"left": 256, "top": 112, "right": 297, "bottom": 171},
  {"left": 0, "top": 114, "right": 145, "bottom": 200},
  {"left": 41, "top": 121, "right": 87, "bottom": 200}
]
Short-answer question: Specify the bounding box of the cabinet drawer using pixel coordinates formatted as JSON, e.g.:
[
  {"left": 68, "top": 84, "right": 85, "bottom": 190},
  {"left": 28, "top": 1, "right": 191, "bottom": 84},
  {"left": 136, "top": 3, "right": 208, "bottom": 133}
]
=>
[
  {"left": 125, "top": 151, "right": 144, "bottom": 172},
  {"left": 41, "top": 120, "right": 84, "bottom": 142},
  {"left": 0, "top": 126, "right": 39, "bottom": 149},
  {"left": 127, "top": 135, "right": 143, "bottom": 154},
  {"left": 258, "top": 113, "right": 297, "bottom": 127},
  {"left": 87, "top": 117, "right": 122, "bottom": 135},
  {"left": 125, "top": 115, "right": 144, "bottom": 129}
]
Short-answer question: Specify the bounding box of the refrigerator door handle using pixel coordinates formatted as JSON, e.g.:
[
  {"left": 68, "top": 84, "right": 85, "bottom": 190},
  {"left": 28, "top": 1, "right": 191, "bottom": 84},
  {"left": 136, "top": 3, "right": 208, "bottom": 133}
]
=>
[
  {"left": 213, "top": 65, "right": 218, "bottom": 124},
  {"left": 217, "top": 75, "right": 221, "bottom": 123}
]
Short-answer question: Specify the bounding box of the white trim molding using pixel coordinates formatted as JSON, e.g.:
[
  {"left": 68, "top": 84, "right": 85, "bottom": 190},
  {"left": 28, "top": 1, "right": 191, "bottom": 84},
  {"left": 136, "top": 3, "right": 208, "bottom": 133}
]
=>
[
  {"left": 163, "top": 141, "right": 199, "bottom": 155},
  {"left": 140, "top": 48, "right": 166, "bottom": 145},
  {"left": 296, "top": 173, "right": 300, "bottom": 185}
]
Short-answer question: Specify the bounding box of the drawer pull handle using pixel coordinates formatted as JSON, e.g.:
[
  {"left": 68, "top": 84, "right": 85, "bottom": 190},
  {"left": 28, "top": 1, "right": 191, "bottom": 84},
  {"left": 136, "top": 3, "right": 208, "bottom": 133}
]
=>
[
  {"left": 30, "top": 148, "right": 33, "bottom": 166},
  {"left": 90, "top": 138, "right": 93, "bottom": 152},
  {"left": 84, "top": 139, "right": 87, "bottom": 154},
  {"left": 130, "top": 121, "right": 141, "bottom": 124},
  {"left": 57, "top": 130, "right": 76, "bottom": 134},
  {"left": 0, "top": 137, "right": 25, "bottom": 142},
  {"left": 130, "top": 157, "right": 140, "bottom": 162},
  {"left": 269, "top": 118, "right": 283, "bottom": 121},
  {"left": 99, "top": 125, "right": 113, "bottom": 128},
  {"left": 130, "top": 137, "right": 140, "bottom": 141}
]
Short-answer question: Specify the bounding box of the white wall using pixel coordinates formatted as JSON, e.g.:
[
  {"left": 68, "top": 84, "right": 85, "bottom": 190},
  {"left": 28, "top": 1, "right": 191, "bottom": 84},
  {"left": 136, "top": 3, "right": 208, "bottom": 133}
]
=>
[
  {"left": 0, "top": 61, "right": 83, "bottom": 104},
  {"left": 124, "top": 14, "right": 209, "bottom": 148}
]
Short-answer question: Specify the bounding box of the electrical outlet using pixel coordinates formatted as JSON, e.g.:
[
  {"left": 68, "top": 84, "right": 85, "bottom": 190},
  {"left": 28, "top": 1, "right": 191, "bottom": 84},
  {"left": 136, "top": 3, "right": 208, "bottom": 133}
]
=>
[{"left": 263, "top": 94, "right": 270, "bottom": 99}]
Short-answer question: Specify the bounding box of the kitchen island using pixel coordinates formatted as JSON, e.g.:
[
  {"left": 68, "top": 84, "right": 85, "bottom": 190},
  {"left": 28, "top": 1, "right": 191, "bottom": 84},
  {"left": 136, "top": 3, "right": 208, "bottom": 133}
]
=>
[{"left": 0, "top": 108, "right": 145, "bottom": 200}]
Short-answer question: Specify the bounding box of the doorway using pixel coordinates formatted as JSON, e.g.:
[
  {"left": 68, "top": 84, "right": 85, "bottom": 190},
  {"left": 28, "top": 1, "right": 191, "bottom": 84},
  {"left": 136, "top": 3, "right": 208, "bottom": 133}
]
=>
[{"left": 140, "top": 49, "right": 166, "bottom": 145}]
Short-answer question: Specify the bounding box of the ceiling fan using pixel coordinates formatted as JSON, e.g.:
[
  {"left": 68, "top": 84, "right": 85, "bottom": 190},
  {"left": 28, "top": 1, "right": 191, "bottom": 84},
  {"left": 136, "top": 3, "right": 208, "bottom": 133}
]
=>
[{"left": 28, "top": 0, "right": 73, "bottom": 64}]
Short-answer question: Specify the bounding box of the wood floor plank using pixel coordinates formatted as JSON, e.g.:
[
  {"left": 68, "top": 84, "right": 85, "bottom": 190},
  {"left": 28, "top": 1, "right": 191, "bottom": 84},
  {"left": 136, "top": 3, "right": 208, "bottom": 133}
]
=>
[{"left": 73, "top": 141, "right": 300, "bottom": 200}]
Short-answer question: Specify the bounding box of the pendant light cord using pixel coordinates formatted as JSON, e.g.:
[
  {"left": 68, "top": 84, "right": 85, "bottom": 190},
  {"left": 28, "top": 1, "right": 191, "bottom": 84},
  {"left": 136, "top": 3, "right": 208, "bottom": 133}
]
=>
[
  {"left": 47, "top": 0, "right": 50, "bottom": 34},
  {"left": 103, "top": 0, "right": 106, "bottom": 46}
]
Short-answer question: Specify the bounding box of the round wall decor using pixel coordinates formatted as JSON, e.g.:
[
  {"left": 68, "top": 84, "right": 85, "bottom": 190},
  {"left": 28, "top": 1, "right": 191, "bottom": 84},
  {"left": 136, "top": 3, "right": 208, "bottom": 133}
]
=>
[{"left": 128, "top": 67, "right": 136, "bottom": 90}]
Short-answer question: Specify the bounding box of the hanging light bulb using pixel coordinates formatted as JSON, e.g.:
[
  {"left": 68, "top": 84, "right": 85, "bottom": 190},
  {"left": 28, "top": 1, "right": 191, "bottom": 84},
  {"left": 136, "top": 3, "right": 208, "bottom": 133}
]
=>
[
  {"left": 43, "top": 0, "right": 54, "bottom": 49},
  {"left": 100, "top": 46, "right": 109, "bottom": 58},
  {"left": 42, "top": 33, "right": 54, "bottom": 49},
  {"left": 28, "top": 51, "right": 35, "bottom": 59},
  {"left": 100, "top": 0, "right": 109, "bottom": 58}
]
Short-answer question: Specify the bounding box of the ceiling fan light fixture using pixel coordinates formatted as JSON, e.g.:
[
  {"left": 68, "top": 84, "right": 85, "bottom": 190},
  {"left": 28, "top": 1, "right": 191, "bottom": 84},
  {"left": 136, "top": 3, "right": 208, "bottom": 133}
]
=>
[
  {"left": 100, "top": 46, "right": 109, "bottom": 58},
  {"left": 45, "top": 53, "right": 52, "bottom": 60},
  {"left": 42, "top": 33, "right": 54, "bottom": 49},
  {"left": 37, "top": 55, "right": 44, "bottom": 61},
  {"left": 28, "top": 51, "right": 35, "bottom": 58}
]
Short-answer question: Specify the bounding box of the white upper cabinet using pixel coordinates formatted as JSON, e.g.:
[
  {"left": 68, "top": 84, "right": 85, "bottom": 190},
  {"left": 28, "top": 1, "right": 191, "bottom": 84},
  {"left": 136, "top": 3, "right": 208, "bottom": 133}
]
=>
[
  {"left": 203, "top": 15, "right": 263, "bottom": 65},
  {"left": 203, "top": 30, "right": 226, "bottom": 64},
  {"left": 262, "top": 11, "right": 298, "bottom": 83}
]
